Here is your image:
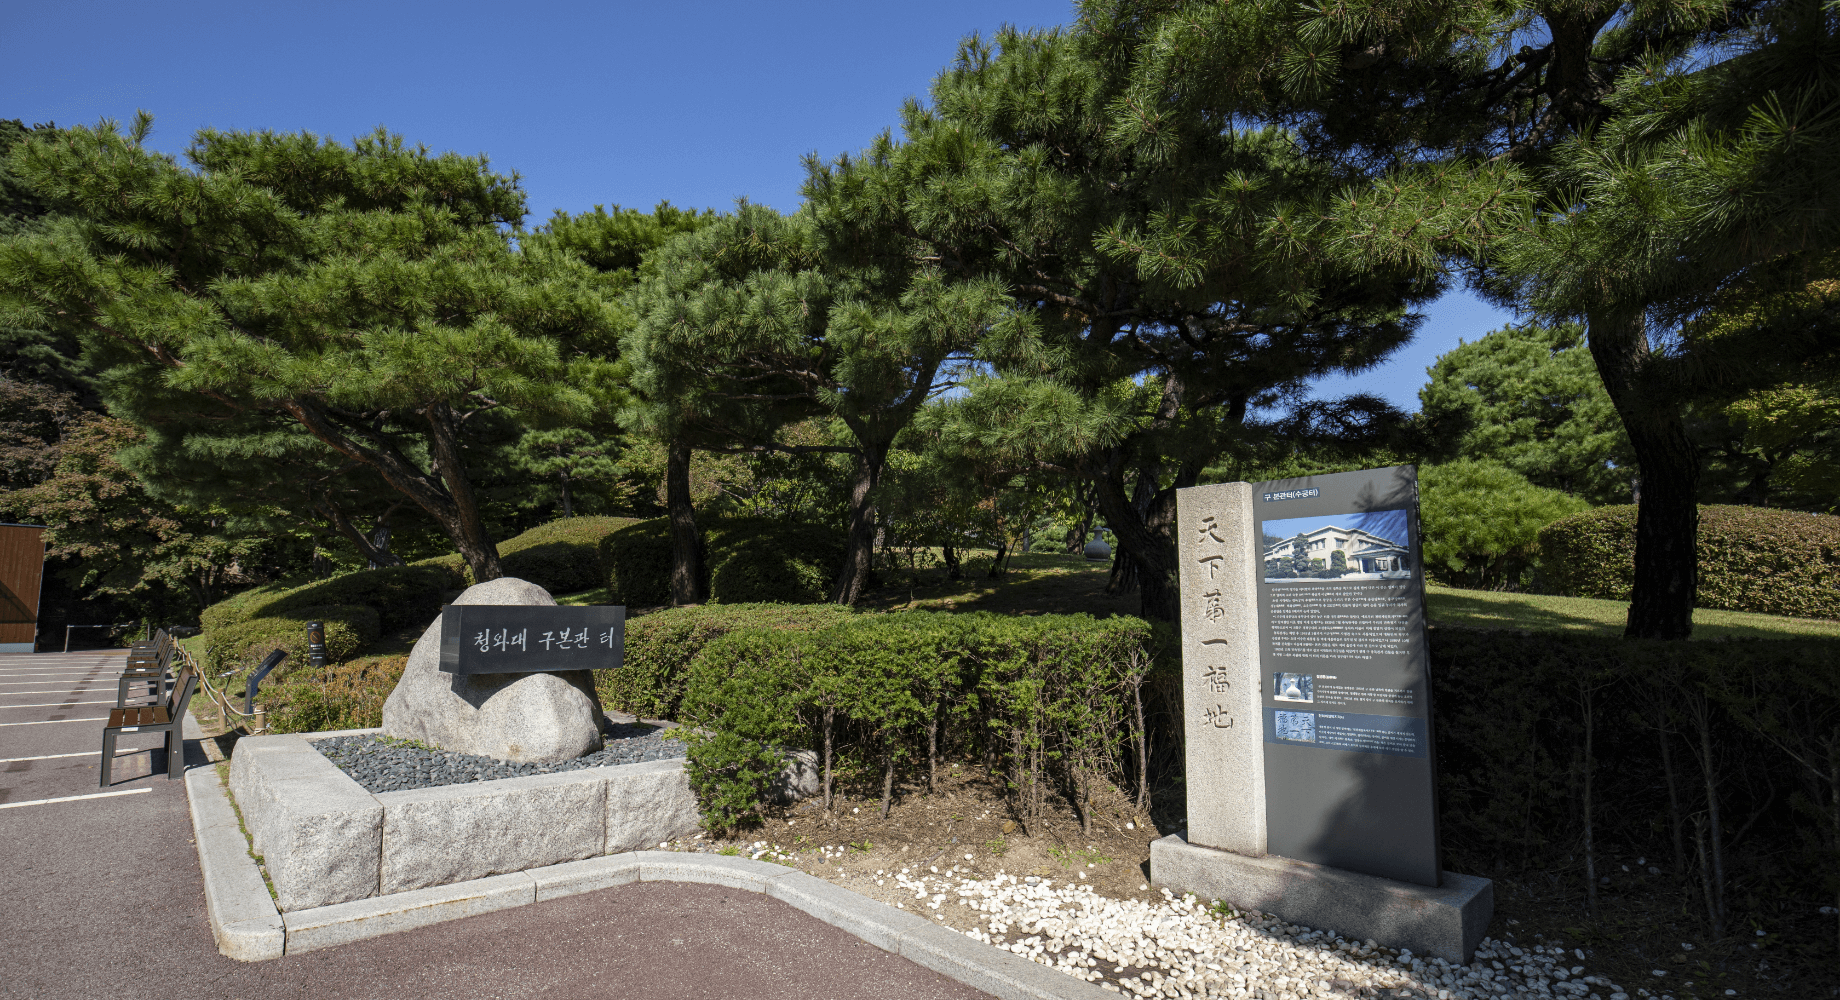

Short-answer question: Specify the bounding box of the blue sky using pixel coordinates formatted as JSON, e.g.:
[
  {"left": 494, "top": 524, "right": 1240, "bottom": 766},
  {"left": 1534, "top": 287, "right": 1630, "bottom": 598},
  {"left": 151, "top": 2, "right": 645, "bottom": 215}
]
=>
[
  {"left": 7, "top": 0, "right": 1516, "bottom": 411},
  {"left": 1261, "top": 510, "right": 1410, "bottom": 548}
]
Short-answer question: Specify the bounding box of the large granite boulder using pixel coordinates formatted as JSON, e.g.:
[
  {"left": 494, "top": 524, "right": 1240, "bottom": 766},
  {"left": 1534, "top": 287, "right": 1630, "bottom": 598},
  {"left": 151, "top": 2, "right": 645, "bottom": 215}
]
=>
[{"left": 381, "top": 577, "right": 605, "bottom": 763}]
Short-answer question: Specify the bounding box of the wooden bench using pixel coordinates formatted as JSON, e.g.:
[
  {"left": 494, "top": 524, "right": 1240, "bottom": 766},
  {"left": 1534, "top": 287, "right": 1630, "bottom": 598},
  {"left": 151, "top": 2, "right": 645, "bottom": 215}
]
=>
[
  {"left": 117, "top": 631, "right": 175, "bottom": 707},
  {"left": 100, "top": 663, "right": 197, "bottom": 787}
]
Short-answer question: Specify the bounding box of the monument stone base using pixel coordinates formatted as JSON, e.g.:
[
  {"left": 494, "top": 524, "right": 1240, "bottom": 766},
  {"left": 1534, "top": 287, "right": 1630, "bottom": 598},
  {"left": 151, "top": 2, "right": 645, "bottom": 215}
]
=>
[{"left": 1150, "top": 834, "right": 1492, "bottom": 964}]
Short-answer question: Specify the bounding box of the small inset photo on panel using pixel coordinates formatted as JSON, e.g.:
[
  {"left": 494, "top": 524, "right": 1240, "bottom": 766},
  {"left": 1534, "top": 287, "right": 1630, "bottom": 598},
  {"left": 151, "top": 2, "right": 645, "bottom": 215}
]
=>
[
  {"left": 1274, "top": 710, "right": 1317, "bottom": 743},
  {"left": 1261, "top": 508, "right": 1414, "bottom": 583},
  {"left": 1273, "top": 672, "right": 1314, "bottom": 703}
]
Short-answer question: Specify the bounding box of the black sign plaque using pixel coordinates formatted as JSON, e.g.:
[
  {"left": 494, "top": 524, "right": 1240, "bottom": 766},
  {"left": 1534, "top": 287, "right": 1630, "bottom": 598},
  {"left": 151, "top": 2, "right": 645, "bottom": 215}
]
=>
[
  {"left": 438, "top": 605, "right": 625, "bottom": 675},
  {"left": 1252, "top": 465, "right": 1439, "bottom": 886}
]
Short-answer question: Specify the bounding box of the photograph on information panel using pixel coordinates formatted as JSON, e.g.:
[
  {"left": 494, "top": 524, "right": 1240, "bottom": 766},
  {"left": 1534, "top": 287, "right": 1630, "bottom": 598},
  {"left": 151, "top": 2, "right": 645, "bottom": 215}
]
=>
[{"left": 1260, "top": 508, "right": 1413, "bottom": 583}]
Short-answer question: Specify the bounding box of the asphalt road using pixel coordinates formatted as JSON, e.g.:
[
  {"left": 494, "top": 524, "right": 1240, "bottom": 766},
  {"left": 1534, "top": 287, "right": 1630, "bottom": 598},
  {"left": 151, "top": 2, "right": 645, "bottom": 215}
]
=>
[{"left": 0, "top": 651, "right": 991, "bottom": 1000}]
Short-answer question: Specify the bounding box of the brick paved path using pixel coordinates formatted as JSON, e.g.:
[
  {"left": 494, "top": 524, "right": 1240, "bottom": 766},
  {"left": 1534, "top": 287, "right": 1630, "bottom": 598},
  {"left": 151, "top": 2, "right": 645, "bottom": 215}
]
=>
[{"left": 0, "top": 651, "right": 990, "bottom": 1000}]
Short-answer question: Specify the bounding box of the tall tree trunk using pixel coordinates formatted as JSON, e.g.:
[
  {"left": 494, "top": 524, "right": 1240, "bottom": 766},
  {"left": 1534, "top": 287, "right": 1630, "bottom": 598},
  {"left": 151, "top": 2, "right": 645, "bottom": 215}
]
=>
[
  {"left": 367, "top": 515, "right": 396, "bottom": 570},
  {"left": 986, "top": 539, "right": 1009, "bottom": 578},
  {"left": 1106, "top": 547, "right": 1140, "bottom": 595},
  {"left": 1586, "top": 309, "right": 1698, "bottom": 639},
  {"left": 559, "top": 473, "right": 574, "bottom": 518},
  {"left": 1067, "top": 504, "right": 1096, "bottom": 555},
  {"left": 831, "top": 443, "right": 888, "bottom": 605},
  {"left": 424, "top": 403, "right": 502, "bottom": 583},
  {"left": 285, "top": 398, "right": 498, "bottom": 580},
  {"left": 666, "top": 435, "right": 708, "bottom": 606},
  {"left": 319, "top": 503, "right": 405, "bottom": 569},
  {"left": 1092, "top": 458, "right": 1195, "bottom": 622}
]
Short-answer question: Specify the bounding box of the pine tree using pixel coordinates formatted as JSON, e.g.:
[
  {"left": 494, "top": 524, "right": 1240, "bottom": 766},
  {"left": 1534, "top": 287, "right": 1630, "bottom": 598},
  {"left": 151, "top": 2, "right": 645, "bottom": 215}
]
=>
[
  {"left": 533, "top": 202, "right": 721, "bottom": 603},
  {"left": 806, "top": 27, "right": 1442, "bottom": 620},
  {"left": 0, "top": 119, "right": 623, "bottom": 583},
  {"left": 1081, "top": 0, "right": 1836, "bottom": 636},
  {"left": 625, "top": 203, "right": 1014, "bottom": 605},
  {"left": 1418, "top": 322, "right": 1633, "bottom": 505},
  {"left": 1492, "top": 0, "right": 1840, "bottom": 634}
]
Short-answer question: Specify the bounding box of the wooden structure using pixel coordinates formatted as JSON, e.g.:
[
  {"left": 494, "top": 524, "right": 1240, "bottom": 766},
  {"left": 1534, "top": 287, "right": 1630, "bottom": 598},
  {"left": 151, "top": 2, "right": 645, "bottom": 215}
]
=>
[{"left": 0, "top": 523, "right": 46, "bottom": 653}]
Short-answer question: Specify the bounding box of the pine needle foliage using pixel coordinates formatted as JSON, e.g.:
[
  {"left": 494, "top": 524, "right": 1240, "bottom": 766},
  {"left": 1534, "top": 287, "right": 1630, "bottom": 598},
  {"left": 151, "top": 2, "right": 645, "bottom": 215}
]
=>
[
  {"left": 806, "top": 26, "right": 1450, "bottom": 620},
  {"left": 0, "top": 118, "right": 624, "bottom": 583}
]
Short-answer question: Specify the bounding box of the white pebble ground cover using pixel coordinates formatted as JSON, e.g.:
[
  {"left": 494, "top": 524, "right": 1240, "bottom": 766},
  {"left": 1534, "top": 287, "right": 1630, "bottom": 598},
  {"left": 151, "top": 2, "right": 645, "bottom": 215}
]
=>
[
  {"left": 669, "top": 835, "right": 1691, "bottom": 1000},
  {"left": 880, "top": 867, "right": 1647, "bottom": 1000}
]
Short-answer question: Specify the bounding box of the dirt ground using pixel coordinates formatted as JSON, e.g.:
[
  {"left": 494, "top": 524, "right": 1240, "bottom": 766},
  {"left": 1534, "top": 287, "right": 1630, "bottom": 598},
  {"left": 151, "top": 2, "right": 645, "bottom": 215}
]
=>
[
  {"left": 693, "top": 763, "right": 1170, "bottom": 931},
  {"left": 685, "top": 767, "right": 1835, "bottom": 999}
]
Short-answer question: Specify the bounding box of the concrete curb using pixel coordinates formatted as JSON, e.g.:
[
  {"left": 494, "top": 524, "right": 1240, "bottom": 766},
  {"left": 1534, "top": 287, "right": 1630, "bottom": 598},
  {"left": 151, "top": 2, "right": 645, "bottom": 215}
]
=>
[
  {"left": 184, "top": 765, "right": 285, "bottom": 961},
  {"left": 184, "top": 767, "right": 1113, "bottom": 999}
]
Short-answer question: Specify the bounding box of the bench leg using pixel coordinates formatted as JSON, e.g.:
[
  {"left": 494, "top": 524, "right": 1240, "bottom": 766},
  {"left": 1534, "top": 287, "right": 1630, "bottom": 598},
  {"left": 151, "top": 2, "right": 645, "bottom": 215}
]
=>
[
  {"left": 99, "top": 730, "right": 117, "bottom": 788},
  {"left": 165, "top": 727, "right": 181, "bottom": 779},
  {"left": 117, "top": 675, "right": 130, "bottom": 709}
]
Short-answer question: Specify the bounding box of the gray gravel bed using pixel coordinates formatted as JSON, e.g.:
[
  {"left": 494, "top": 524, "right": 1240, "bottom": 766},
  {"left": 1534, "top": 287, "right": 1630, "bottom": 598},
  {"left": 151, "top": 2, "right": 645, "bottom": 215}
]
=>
[{"left": 313, "top": 723, "right": 685, "bottom": 793}]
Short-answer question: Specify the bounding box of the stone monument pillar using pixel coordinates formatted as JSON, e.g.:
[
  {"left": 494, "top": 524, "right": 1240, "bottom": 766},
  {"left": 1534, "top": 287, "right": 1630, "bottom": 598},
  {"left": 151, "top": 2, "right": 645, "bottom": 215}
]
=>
[
  {"left": 1173, "top": 481, "right": 1266, "bottom": 857},
  {"left": 1150, "top": 468, "right": 1493, "bottom": 963}
]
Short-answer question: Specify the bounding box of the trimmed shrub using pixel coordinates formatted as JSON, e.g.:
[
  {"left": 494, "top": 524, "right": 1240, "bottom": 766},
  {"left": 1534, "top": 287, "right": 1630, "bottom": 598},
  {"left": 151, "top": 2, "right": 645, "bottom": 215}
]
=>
[
  {"left": 200, "top": 562, "right": 464, "bottom": 660},
  {"left": 496, "top": 516, "right": 638, "bottom": 594},
  {"left": 599, "top": 516, "right": 849, "bottom": 608},
  {"left": 673, "top": 629, "right": 814, "bottom": 831},
  {"left": 1540, "top": 504, "right": 1840, "bottom": 618},
  {"left": 666, "top": 609, "right": 1157, "bottom": 834},
  {"left": 410, "top": 552, "right": 466, "bottom": 579},
  {"left": 1419, "top": 460, "right": 1589, "bottom": 590},
  {"left": 708, "top": 517, "right": 846, "bottom": 604},
  {"left": 264, "top": 654, "right": 408, "bottom": 734},
  {"left": 600, "top": 518, "right": 673, "bottom": 607},
  {"left": 414, "top": 516, "right": 640, "bottom": 592},
  {"left": 596, "top": 603, "right": 857, "bottom": 720},
  {"left": 204, "top": 604, "right": 380, "bottom": 674},
  {"left": 199, "top": 581, "right": 297, "bottom": 635},
  {"left": 1536, "top": 505, "right": 1638, "bottom": 600},
  {"left": 266, "top": 564, "right": 462, "bottom": 631}
]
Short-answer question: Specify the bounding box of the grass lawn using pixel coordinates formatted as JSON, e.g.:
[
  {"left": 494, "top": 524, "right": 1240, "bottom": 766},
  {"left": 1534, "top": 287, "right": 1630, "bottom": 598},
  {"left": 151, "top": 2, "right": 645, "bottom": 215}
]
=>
[
  {"left": 857, "top": 549, "right": 1140, "bottom": 617},
  {"left": 1424, "top": 583, "right": 1840, "bottom": 639},
  {"left": 849, "top": 547, "right": 1840, "bottom": 639}
]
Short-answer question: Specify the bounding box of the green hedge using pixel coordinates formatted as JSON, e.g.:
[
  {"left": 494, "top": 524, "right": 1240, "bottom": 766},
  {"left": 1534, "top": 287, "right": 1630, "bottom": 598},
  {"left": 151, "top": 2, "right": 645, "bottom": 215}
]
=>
[
  {"left": 199, "top": 581, "right": 296, "bottom": 635},
  {"left": 413, "top": 516, "right": 641, "bottom": 593},
  {"left": 634, "top": 608, "right": 1158, "bottom": 833},
  {"left": 497, "top": 516, "right": 638, "bottom": 593},
  {"left": 204, "top": 604, "right": 380, "bottom": 674},
  {"left": 595, "top": 603, "right": 857, "bottom": 720},
  {"left": 200, "top": 563, "right": 464, "bottom": 660},
  {"left": 708, "top": 517, "right": 846, "bottom": 603},
  {"left": 600, "top": 519, "right": 674, "bottom": 606},
  {"left": 599, "top": 516, "right": 848, "bottom": 607},
  {"left": 1539, "top": 504, "right": 1840, "bottom": 618}
]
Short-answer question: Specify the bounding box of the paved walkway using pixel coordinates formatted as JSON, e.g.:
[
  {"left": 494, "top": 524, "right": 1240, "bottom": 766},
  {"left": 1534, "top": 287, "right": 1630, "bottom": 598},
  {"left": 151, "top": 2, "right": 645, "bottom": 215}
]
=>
[{"left": 0, "top": 651, "right": 991, "bottom": 999}]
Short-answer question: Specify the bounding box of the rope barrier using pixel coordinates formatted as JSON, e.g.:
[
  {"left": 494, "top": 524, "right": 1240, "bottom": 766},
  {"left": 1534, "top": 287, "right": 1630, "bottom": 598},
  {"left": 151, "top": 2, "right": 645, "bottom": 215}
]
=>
[{"left": 178, "top": 641, "right": 269, "bottom": 737}]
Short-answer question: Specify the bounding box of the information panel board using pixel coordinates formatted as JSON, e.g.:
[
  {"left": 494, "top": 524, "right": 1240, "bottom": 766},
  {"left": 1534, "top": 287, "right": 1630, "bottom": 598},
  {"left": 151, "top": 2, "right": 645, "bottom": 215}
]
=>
[
  {"left": 1252, "top": 465, "right": 1439, "bottom": 886},
  {"left": 438, "top": 604, "right": 625, "bottom": 675}
]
